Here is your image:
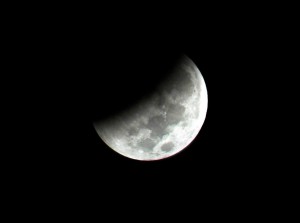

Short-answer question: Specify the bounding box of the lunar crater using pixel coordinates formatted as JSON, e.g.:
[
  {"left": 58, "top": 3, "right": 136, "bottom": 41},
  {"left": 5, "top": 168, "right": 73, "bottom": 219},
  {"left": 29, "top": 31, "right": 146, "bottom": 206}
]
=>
[
  {"left": 138, "top": 138, "right": 156, "bottom": 151},
  {"left": 161, "top": 142, "right": 174, "bottom": 152},
  {"left": 147, "top": 115, "right": 168, "bottom": 138}
]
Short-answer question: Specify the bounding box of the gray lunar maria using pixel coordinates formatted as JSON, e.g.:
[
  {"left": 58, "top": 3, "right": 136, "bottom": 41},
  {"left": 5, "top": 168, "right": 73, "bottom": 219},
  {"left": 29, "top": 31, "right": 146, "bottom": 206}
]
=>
[{"left": 93, "top": 55, "right": 208, "bottom": 161}]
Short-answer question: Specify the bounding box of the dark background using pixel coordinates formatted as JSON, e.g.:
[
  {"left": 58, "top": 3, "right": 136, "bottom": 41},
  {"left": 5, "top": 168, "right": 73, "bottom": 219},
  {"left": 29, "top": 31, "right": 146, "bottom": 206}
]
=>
[{"left": 5, "top": 4, "right": 285, "bottom": 212}]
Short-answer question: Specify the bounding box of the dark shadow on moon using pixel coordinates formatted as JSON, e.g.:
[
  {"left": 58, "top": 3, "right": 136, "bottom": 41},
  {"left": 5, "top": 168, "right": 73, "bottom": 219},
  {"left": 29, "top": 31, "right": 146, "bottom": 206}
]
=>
[{"left": 90, "top": 52, "right": 184, "bottom": 123}]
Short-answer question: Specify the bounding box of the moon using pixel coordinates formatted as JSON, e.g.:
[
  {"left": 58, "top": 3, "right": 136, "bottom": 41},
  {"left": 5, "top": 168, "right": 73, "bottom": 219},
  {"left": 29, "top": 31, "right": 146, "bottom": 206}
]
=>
[{"left": 93, "top": 55, "right": 208, "bottom": 161}]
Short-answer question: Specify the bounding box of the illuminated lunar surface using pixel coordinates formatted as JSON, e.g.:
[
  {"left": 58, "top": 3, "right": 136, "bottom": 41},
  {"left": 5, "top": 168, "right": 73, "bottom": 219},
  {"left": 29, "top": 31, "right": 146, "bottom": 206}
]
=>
[{"left": 93, "top": 55, "right": 208, "bottom": 161}]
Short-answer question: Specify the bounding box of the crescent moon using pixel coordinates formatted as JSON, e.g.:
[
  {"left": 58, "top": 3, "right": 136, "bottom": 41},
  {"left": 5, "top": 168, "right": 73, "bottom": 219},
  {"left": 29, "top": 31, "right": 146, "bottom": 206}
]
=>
[{"left": 93, "top": 55, "right": 208, "bottom": 161}]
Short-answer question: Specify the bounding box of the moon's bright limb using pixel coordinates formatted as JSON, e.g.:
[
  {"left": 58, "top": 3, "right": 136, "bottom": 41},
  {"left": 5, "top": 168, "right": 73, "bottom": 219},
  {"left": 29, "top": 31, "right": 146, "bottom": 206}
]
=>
[{"left": 93, "top": 55, "right": 208, "bottom": 161}]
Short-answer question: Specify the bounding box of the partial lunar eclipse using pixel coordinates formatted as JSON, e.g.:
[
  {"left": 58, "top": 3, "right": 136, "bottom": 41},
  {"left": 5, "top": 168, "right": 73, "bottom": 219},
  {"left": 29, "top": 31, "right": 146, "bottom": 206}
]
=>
[{"left": 93, "top": 55, "right": 208, "bottom": 161}]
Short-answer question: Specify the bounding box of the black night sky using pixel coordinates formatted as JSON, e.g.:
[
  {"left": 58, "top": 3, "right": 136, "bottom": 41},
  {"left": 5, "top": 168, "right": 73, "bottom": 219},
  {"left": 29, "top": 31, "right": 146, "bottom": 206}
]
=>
[
  {"left": 28, "top": 22, "right": 250, "bottom": 195},
  {"left": 7, "top": 6, "right": 279, "bottom": 209}
]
